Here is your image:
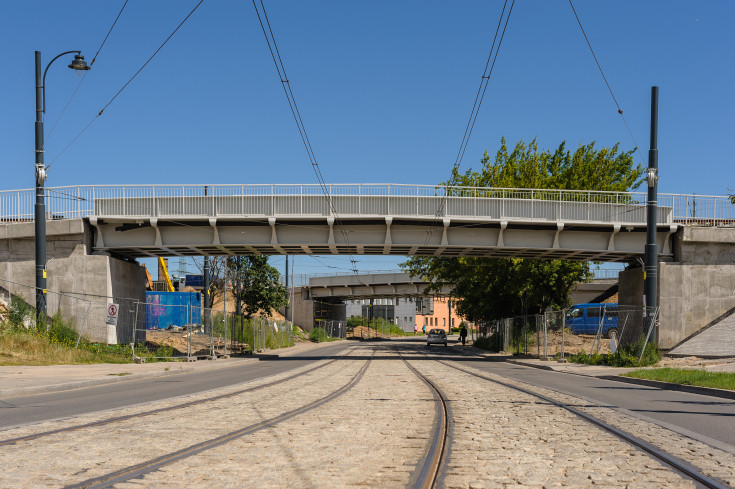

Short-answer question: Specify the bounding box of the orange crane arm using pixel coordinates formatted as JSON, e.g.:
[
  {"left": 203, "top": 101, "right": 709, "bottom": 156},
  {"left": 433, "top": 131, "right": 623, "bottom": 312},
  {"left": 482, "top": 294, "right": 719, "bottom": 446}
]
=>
[{"left": 142, "top": 264, "right": 153, "bottom": 290}]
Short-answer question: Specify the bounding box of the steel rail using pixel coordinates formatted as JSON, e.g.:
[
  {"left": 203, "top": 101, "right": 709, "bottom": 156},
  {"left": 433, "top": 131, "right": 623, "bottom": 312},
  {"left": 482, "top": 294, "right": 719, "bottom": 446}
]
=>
[
  {"left": 63, "top": 351, "right": 374, "bottom": 489},
  {"left": 0, "top": 349, "right": 357, "bottom": 447},
  {"left": 433, "top": 353, "right": 730, "bottom": 489},
  {"left": 399, "top": 350, "right": 450, "bottom": 489}
]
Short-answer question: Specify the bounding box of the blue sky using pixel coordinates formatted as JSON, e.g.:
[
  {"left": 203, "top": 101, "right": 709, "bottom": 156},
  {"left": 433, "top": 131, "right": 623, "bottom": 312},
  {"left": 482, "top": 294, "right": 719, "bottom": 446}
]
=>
[{"left": 2, "top": 1, "right": 733, "bottom": 277}]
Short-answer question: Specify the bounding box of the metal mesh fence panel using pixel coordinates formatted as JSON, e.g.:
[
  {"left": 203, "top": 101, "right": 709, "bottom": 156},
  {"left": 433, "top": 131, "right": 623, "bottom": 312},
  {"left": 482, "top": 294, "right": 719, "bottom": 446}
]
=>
[
  {"left": 253, "top": 317, "right": 295, "bottom": 350},
  {"left": 531, "top": 305, "right": 659, "bottom": 362},
  {"left": 132, "top": 301, "right": 197, "bottom": 360}
]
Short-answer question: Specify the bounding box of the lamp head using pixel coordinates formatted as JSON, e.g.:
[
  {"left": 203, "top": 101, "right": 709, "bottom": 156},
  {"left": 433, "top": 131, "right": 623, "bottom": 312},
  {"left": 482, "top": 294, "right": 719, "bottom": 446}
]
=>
[{"left": 68, "top": 54, "right": 91, "bottom": 71}]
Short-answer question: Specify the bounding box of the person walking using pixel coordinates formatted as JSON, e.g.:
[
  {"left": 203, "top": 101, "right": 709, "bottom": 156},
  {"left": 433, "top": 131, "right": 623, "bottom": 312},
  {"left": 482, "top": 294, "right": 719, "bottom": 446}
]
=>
[
  {"left": 414, "top": 323, "right": 418, "bottom": 335},
  {"left": 422, "top": 324, "right": 426, "bottom": 335},
  {"left": 459, "top": 324, "right": 467, "bottom": 346}
]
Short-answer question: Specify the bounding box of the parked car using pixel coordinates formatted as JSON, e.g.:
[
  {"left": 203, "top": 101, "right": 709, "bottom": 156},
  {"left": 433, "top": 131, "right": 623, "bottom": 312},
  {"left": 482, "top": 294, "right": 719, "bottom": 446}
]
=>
[
  {"left": 566, "top": 303, "right": 619, "bottom": 339},
  {"left": 426, "top": 328, "right": 447, "bottom": 347}
]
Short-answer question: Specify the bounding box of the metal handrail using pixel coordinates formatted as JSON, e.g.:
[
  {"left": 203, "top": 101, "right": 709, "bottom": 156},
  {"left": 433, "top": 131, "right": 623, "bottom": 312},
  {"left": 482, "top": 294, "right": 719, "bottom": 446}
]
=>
[{"left": 0, "top": 184, "right": 733, "bottom": 225}]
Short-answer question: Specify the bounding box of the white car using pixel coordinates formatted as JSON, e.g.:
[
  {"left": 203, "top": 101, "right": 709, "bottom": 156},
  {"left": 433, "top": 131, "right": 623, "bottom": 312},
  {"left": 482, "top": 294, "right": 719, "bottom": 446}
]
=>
[{"left": 426, "top": 328, "right": 447, "bottom": 347}]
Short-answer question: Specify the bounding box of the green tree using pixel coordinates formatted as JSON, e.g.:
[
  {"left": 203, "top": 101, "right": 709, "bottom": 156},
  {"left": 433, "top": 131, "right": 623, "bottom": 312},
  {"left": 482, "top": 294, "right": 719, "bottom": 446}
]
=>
[
  {"left": 227, "top": 256, "right": 288, "bottom": 319},
  {"left": 402, "top": 138, "right": 641, "bottom": 321}
]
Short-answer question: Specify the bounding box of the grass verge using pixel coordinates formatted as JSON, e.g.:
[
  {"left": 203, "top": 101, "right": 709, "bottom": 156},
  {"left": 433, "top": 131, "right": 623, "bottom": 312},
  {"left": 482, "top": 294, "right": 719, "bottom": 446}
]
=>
[
  {"left": 0, "top": 329, "right": 131, "bottom": 366},
  {"left": 623, "top": 368, "right": 735, "bottom": 391}
]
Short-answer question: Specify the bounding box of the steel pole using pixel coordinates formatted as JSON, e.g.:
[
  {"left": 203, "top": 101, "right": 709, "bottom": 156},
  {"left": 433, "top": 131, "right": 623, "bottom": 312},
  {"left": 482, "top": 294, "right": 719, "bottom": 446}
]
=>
[
  {"left": 644, "top": 86, "right": 659, "bottom": 343},
  {"left": 203, "top": 186, "right": 210, "bottom": 334},
  {"left": 285, "top": 255, "right": 289, "bottom": 321},
  {"left": 34, "top": 51, "right": 47, "bottom": 318}
]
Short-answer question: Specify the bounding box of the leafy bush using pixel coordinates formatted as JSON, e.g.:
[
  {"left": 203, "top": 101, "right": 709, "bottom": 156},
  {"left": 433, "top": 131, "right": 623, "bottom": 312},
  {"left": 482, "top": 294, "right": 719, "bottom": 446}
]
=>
[
  {"left": 8, "top": 296, "right": 32, "bottom": 328},
  {"left": 511, "top": 327, "right": 536, "bottom": 354},
  {"left": 568, "top": 336, "right": 661, "bottom": 367},
  {"left": 347, "top": 316, "right": 366, "bottom": 328},
  {"left": 310, "top": 327, "right": 328, "bottom": 342},
  {"left": 473, "top": 334, "right": 503, "bottom": 351}
]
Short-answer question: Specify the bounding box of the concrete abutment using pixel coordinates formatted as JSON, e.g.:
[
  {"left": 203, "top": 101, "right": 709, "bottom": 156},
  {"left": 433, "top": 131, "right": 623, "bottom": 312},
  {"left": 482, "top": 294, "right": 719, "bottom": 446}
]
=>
[
  {"left": 0, "top": 219, "right": 144, "bottom": 344},
  {"left": 619, "top": 227, "right": 735, "bottom": 350}
]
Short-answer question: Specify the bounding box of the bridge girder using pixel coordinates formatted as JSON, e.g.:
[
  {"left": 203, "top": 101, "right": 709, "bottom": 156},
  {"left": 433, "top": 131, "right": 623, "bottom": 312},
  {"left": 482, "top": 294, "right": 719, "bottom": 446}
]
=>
[{"left": 89, "top": 216, "right": 677, "bottom": 263}]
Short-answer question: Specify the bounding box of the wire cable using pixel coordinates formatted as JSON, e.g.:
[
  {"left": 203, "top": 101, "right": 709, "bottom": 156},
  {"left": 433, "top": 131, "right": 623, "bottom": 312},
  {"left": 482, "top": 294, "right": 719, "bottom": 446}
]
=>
[
  {"left": 91, "top": 0, "right": 130, "bottom": 66},
  {"left": 45, "top": 0, "right": 130, "bottom": 145},
  {"left": 252, "top": 0, "right": 360, "bottom": 275},
  {"left": 424, "top": 0, "right": 515, "bottom": 247},
  {"left": 48, "top": 0, "right": 205, "bottom": 169},
  {"left": 567, "top": 0, "right": 645, "bottom": 165}
]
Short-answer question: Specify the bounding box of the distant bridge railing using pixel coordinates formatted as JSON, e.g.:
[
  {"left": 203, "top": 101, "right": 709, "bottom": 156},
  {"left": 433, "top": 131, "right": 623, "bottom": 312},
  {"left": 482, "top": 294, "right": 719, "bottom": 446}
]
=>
[{"left": 0, "top": 184, "right": 733, "bottom": 226}]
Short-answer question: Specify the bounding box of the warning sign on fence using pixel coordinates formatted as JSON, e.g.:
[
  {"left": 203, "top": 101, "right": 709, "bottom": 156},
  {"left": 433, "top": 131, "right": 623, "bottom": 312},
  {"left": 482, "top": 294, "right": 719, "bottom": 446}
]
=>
[{"left": 106, "top": 303, "right": 119, "bottom": 326}]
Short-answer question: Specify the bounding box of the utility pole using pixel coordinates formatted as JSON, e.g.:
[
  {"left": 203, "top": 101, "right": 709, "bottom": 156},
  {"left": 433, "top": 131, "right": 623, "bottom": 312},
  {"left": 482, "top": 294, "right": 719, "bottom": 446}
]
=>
[
  {"left": 203, "top": 186, "right": 210, "bottom": 332},
  {"left": 285, "top": 255, "right": 289, "bottom": 322},
  {"left": 447, "top": 296, "right": 452, "bottom": 333},
  {"left": 235, "top": 255, "right": 241, "bottom": 319},
  {"left": 644, "top": 86, "right": 659, "bottom": 343}
]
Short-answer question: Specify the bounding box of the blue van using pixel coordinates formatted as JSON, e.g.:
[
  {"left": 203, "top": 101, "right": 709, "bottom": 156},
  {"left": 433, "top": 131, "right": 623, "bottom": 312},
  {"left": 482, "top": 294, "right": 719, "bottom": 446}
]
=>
[{"left": 566, "top": 303, "right": 618, "bottom": 338}]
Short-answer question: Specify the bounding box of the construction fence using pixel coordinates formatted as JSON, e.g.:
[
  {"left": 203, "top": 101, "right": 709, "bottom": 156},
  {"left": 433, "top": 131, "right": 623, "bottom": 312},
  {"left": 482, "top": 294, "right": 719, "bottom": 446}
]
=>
[
  {"left": 130, "top": 305, "right": 296, "bottom": 360},
  {"left": 478, "top": 305, "right": 658, "bottom": 362},
  {"left": 314, "top": 320, "right": 347, "bottom": 340},
  {"left": 0, "top": 277, "right": 295, "bottom": 361}
]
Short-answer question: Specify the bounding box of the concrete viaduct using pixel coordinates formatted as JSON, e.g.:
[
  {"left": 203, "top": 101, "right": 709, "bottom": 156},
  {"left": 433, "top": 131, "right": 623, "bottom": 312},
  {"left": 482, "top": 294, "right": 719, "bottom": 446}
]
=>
[{"left": 1, "top": 184, "right": 734, "bottom": 349}]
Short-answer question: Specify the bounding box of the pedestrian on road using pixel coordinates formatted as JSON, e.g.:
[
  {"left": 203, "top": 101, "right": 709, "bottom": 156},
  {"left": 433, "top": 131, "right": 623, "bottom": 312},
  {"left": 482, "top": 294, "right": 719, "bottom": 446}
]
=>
[
  {"left": 414, "top": 324, "right": 418, "bottom": 335},
  {"left": 422, "top": 324, "right": 426, "bottom": 335},
  {"left": 459, "top": 324, "right": 467, "bottom": 346}
]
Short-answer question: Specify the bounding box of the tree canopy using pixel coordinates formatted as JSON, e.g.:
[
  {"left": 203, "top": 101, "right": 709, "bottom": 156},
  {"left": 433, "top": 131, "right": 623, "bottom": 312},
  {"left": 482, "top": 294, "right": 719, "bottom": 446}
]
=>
[
  {"left": 196, "top": 255, "right": 288, "bottom": 320},
  {"left": 447, "top": 137, "right": 641, "bottom": 191},
  {"left": 402, "top": 138, "right": 642, "bottom": 321},
  {"left": 227, "top": 255, "right": 288, "bottom": 319}
]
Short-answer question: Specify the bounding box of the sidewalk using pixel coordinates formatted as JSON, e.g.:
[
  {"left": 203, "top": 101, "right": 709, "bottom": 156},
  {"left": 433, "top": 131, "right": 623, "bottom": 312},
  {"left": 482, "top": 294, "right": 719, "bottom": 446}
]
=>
[
  {"left": 0, "top": 340, "right": 327, "bottom": 398},
  {"left": 503, "top": 356, "right": 735, "bottom": 400}
]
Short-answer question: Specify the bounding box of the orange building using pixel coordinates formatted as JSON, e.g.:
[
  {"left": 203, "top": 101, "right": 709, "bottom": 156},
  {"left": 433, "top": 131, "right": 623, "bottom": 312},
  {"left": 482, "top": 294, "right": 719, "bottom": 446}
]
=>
[{"left": 416, "top": 296, "right": 469, "bottom": 333}]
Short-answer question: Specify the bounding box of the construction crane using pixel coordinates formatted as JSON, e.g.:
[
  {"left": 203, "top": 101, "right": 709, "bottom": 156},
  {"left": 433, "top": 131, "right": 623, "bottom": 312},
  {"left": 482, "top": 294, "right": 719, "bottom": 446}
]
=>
[
  {"left": 142, "top": 264, "right": 153, "bottom": 291},
  {"left": 158, "top": 257, "right": 175, "bottom": 292}
]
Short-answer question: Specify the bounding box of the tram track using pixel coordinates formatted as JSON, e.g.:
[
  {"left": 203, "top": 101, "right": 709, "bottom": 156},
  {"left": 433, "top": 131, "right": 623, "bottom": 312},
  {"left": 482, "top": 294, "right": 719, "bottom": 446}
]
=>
[
  {"left": 398, "top": 349, "right": 450, "bottom": 489},
  {"left": 0, "top": 348, "right": 358, "bottom": 447},
  {"left": 427, "top": 350, "right": 731, "bottom": 489},
  {"left": 60, "top": 350, "right": 374, "bottom": 489}
]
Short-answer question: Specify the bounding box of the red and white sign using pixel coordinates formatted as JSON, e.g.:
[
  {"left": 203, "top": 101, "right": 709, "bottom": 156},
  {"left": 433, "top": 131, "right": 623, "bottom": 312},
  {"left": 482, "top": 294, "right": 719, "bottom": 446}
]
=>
[{"left": 106, "top": 303, "right": 119, "bottom": 326}]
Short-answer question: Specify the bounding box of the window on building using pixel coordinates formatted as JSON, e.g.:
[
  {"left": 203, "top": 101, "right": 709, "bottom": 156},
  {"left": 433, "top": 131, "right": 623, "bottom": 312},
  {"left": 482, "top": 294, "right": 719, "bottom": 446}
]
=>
[
  {"left": 424, "top": 317, "right": 428, "bottom": 326},
  {"left": 451, "top": 318, "right": 455, "bottom": 327},
  {"left": 396, "top": 298, "right": 400, "bottom": 306},
  {"left": 443, "top": 318, "right": 446, "bottom": 327}
]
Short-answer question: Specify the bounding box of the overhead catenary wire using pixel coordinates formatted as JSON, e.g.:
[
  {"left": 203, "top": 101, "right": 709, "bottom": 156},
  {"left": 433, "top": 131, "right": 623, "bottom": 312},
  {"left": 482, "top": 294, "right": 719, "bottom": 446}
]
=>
[
  {"left": 454, "top": 0, "right": 515, "bottom": 170},
  {"left": 424, "top": 0, "right": 515, "bottom": 247},
  {"left": 567, "top": 0, "right": 645, "bottom": 165},
  {"left": 45, "top": 0, "right": 130, "bottom": 145},
  {"left": 48, "top": 0, "right": 205, "bottom": 169},
  {"left": 252, "top": 0, "right": 360, "bottom": 275}
]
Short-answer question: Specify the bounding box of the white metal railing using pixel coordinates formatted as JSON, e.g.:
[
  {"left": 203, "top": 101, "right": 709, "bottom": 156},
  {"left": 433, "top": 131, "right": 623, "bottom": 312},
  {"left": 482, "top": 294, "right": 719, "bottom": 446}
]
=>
[{"left": 0, "top": 184, "right": 733, "bottom": 226}]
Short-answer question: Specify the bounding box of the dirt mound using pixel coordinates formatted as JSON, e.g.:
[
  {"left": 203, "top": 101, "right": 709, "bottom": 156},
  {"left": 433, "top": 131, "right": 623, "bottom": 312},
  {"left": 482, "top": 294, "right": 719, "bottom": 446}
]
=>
[
  {"left": 143, "top": 329, "right": 247, "bottom": 357},
  {"left": 347, "top": 325, "right": 392, "bottom": 340},
  {"left": 521, "top": 330, "right": 612, "bottom": 356}
]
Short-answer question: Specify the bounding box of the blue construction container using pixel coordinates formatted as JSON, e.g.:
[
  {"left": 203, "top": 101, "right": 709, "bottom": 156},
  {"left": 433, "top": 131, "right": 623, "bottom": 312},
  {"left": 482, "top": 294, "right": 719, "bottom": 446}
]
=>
[
  {"left": 182, "top": 274, "right": 204, "bottom": 289},
  {"left": 145, "top": 291, "right": 202, "bottom": 330}
]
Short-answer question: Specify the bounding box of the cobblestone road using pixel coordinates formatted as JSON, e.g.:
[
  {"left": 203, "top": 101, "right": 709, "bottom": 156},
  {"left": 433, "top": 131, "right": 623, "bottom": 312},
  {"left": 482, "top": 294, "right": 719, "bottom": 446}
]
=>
[{"left": 0, "top": 344, "right": 732, "bottom": 488}]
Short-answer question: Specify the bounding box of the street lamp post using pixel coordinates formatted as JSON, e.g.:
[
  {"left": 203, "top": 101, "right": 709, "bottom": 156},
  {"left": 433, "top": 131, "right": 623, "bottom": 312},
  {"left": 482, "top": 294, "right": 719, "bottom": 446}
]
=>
[{"left": 34, "top": 50, "right": 90, "bottom": 317}]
